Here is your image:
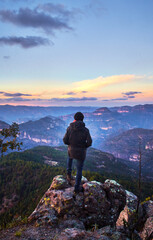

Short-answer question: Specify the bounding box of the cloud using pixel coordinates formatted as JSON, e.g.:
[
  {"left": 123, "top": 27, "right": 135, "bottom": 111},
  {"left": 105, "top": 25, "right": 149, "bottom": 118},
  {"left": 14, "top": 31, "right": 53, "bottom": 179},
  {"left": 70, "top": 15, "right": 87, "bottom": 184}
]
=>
[
  {"left": 128, "top": 96, "right": 135, "bottom": 99},
  {"left": 122, "top": 91, "right": 142, "bottom": 99},
  {"left": 0, "top": 97, "right": 28, "bottom": 103},
  {"left": 0, "top": 97, "right": 44, "bottom": 103},
  {"left": 3, "top": 55, "right": 10, "bottom": 59},
  {"left": 0, "top": 6, "right": 73, "bottom": 34},
  {"left": 0, "top": 96, "right": 97, "bottom": 104},
  {"left": 36, "top": 3, "right": 78, "bottom": 20},
  {"left": 102, "top": 98, "right": 128, "bottom": 101},
  {"left": 50, "top": 97, "right": 97, "bottom": 102},
  {"left": 123, "top": 91, "right": 142, "bottom": 96},
  {"left": 66, "top": 90, "right": 87, "bottom": 95},
  {"left": 112, "top": 98, "right": 128, "bottom": 101},
  {"left": 8, "top": 97, "right": 31, "bottom": 102},
  {"left": 102, "top": 90, "right": 142, "bottom": 101},
  {"left": 73, "top": 75, "right": 138, "bottom": 92},
  {"left": 0, "top": 92, "right": 97, "bottom": 103},
  {"left": 66, "top": 92, "right": 76, "bottom": 95},
  {"left": 0, "top": 92, "right": 32, "bottom": 97},
  {"left": 0, "top": 36, "right": 50, "bottom": 48}
]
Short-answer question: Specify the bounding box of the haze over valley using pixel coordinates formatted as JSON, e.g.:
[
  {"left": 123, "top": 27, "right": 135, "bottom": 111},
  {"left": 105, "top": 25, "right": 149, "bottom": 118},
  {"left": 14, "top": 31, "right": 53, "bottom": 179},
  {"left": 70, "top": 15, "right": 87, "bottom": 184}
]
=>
[{"left": 0, "top": 104, "right": 153, "bottom": 180}]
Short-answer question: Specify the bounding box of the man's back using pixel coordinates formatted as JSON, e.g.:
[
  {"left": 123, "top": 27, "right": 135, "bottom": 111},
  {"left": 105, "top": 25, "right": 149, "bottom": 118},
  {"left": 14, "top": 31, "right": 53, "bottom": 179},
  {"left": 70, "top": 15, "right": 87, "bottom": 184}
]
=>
[
  {"left": 67, "top": 121, "right": 91, "bottom": 148},
  {"left": 63, "top": 111, "right": 92, "bottom": 193},
  {"left": 63, "top": 120, "right": 92, "bottom": 161}
]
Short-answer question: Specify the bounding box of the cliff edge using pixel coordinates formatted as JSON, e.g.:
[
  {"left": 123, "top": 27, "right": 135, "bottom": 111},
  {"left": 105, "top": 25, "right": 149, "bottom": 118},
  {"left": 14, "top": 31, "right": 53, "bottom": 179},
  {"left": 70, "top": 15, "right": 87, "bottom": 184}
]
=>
[{"left": 1, "top": 175, "right": 152, "bottom": 240}]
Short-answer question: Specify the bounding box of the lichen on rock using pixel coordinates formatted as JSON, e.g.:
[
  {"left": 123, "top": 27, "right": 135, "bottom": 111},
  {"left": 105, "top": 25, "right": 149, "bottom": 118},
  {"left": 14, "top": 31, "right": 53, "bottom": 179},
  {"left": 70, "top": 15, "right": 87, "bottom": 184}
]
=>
[
  {"left": 116, "top": 189, "right": 138, "bottom": 226},
  {"left": 50, "top": 175, "right": 68, "bottom": 190},
  {"left": 28, "top": 175, "right": 126, "bottom": 229}
]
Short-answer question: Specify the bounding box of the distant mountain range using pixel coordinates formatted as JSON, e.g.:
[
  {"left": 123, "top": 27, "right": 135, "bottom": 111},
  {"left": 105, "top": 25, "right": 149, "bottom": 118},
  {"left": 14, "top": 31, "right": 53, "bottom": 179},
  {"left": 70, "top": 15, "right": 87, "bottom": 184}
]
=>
[
  {"left": 1, "top": 104, "right": 153, "bottom": 228},
  {"left": 101, "top": 128, "right": 153, "bottom": 159},
  {"left": 0, "top": 105, "right": 97, "bottom": 124},
  {"left": 1, "top": 104, "right": 153, "bottom": 127},
  {"left": 0, "top": 104, "right": 153, "bottom": 172},
  {"left": 100, "top": 128, "right": 153, "bottom": 178},
  {"left": 15, "top": 104, "right": 153, "bottom": 152},
  {"left": 19, "top": 116, "right": 66, "bottom": 150},
  {"left": 61, "top": 104, "right": 153, "bottom": 148},
  {"left": 0, "top": 120, "right": 9, "bottom": 130},
  {"left": 110, "top": 104, "right": 153, "bottom": 129}
]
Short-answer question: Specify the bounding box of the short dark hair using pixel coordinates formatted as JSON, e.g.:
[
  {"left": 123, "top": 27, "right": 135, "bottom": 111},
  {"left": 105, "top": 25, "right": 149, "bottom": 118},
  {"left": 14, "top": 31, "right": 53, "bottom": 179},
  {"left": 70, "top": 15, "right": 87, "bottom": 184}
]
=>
[{"left": 74, "top": 112, "right": 84, "bottom": 121}]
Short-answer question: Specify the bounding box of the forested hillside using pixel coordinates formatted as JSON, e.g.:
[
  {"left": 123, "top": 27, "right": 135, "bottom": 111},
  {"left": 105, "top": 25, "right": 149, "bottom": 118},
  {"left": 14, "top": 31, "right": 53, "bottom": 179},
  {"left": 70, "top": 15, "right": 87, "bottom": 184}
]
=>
[
  {"left": 0, "top": 146, "right": 153, "bottom": 228},
  {"left": 0, "top": 158, "right": 65, "bottom": 228}
]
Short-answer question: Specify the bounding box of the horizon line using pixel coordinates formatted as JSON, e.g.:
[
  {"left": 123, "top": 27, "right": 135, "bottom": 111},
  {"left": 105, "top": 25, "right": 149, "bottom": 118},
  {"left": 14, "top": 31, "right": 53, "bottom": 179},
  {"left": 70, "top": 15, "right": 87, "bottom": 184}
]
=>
[{"left": 0, "top": 103, "right": 153, "bottom": 108}]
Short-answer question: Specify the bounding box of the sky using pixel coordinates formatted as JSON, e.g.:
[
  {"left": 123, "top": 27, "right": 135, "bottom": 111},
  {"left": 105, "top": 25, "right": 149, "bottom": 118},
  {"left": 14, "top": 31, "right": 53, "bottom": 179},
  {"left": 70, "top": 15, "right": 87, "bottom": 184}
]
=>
[{"left": 0, "top": 0, "right": 153, "bottom": 107}]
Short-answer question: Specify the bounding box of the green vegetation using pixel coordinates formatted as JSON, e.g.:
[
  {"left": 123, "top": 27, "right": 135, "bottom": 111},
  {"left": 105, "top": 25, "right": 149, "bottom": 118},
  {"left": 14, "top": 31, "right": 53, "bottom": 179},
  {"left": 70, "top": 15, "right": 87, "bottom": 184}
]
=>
[
  {"left": 82, "top": 170, "right": 153, "bottom": 200},
  {"left": 0, "top": 123, "right": 22, "bottom": 158},
  {"left": 0, "top": 145, "right": 153, "bottom": 229},
  {"left": 14, "top": 230, "right": 22, "bottom": 237},
  {"left": 0, "top": 155, "right": 66, "bottom": 228},
  {"left": 4, "top": 145, "right": 67, "bottom": 165}
]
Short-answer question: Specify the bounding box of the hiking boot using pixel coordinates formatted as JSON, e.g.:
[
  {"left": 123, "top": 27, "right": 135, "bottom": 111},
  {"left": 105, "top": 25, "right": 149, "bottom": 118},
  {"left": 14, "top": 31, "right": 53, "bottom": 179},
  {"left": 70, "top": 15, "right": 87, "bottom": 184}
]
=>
[
  {"left": 74, "top": 186, "right": 84, "bottom": 194},
  {"left": 66, "top": 174, "right": 74, "bottom": 183}
]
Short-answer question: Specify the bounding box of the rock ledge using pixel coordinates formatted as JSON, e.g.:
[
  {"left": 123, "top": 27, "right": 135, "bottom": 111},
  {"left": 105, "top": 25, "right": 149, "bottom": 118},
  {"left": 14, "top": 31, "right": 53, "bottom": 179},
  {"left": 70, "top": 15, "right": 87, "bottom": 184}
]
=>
[{"left": 28, "top": 175, "right": 126, "bottom": 228}]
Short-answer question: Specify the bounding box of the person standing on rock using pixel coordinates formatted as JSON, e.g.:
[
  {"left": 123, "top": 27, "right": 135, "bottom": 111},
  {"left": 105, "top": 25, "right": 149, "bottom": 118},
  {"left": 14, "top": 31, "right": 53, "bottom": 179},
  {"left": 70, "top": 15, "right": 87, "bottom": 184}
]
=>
[{"left": 63, "top": 112, "right": 92, "bottom": 194}]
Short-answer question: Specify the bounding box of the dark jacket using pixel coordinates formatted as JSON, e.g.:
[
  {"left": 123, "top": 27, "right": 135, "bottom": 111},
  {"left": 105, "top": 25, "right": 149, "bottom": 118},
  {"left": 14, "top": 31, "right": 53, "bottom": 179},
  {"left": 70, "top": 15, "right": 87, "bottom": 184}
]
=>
[{"left": 63, "top": 121, "right": 92, "bottom": 160}]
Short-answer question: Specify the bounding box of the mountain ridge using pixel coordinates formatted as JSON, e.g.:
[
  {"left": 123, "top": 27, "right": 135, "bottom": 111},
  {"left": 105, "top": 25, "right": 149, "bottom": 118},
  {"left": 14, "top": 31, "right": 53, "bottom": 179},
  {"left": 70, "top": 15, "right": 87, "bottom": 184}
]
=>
[{"left": 101, "top": 128, "right": 153, "bottom": 174}]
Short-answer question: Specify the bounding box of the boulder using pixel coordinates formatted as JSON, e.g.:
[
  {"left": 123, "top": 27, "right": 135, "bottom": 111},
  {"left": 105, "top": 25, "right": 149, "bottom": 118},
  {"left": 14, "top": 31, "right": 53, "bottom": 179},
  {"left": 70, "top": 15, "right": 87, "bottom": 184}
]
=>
[
  {"left": 139, "top": 200, "right": 153, "bottom": 240},
  {"left": 98, "top": 225, "right": 131, "bottom": 240},
  {"left": 56, "top": 226, "right": 132, "bottom": 240},
  {"left": 103, "top": 179, "right": 126, "bottom": 226},
  {"left": 50, "top": 175, "right": 69, "bottom": 190},
  {"left": 142, "top": 200, "right": 153, "bottom": 218},
  {"left": 116, "top": 190, "right": 138, "bottom": 226},
  {"left": 56, "top": 228, "right": 87, "bottom": 240},
  {"left": 56, "top": 227, "right": 112, "bottom": 240},
  {"left": 116, "top": 193, "right": 153, "bottom": 240},
  {"left": 28, "top": 175, "right": 126, "bottom": 229}
]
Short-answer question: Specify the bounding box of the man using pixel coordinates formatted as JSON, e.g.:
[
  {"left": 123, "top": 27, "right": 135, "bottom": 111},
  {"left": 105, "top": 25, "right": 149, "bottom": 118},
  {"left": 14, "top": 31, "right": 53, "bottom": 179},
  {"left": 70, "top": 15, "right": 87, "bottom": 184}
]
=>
[{"left": 63, "top": 112, "right": 92, "bottom": 193}]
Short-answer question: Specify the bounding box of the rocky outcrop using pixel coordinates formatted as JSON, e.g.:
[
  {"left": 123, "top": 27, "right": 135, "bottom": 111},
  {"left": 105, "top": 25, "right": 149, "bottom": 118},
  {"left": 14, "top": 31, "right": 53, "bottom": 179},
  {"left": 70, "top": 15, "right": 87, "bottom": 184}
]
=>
[
  {"left": 56, "top": 226, "right": 130, "bottom": 240},
  {"left": 139, "top": 200, "right": 153, "bottom": 240},
  {"left": 116, "top": 191, "right": 153, "bottom": 240},
  {"left": 116, "top": 190, "right": 138, "bottom": 226},
  {"left": 28, "top": 175, "right": 126, "bottom": 228},
  {"left": 27, "top": 175, "right": 153, "bottom": 240}
]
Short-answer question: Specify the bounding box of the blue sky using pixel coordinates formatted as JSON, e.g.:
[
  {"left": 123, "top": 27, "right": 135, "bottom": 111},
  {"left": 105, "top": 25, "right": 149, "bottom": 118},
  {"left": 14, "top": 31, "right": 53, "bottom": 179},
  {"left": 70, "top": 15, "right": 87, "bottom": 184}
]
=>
[{"left": 0, "top": 0, "right": 153, "bottom": 106}]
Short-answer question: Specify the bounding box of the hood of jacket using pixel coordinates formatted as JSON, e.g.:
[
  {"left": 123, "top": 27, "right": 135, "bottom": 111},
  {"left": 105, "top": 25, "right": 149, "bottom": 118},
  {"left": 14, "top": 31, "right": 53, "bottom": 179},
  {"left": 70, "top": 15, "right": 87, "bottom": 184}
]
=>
[{"left": 70, "top": 120, "right": 85, "bottom": 131}]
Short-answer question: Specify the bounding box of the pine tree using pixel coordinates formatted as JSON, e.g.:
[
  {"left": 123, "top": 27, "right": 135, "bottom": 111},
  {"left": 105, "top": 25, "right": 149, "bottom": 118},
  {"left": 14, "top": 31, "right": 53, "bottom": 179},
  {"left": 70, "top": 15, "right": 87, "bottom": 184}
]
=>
[{"left": 0, "top": 123, "right": 22, "bottom": 158}]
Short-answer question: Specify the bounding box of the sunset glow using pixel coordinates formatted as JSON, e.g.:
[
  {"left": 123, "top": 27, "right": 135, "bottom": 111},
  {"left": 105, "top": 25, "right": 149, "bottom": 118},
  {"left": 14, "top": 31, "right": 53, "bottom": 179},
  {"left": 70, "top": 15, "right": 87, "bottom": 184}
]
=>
[{"left": 0, "top": 0, "right": 153, "bottom": 106}]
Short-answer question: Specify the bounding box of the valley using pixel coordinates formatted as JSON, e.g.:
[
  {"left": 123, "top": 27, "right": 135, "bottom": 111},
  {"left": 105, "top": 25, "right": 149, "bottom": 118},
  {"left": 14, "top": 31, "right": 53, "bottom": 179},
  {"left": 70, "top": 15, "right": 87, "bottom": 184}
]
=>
[
  {"left": 0, "top": 104, "right": 153, "bottom": 228},
  {"left": 0, "top": 104, "right": 153, "bottom": 177}
]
